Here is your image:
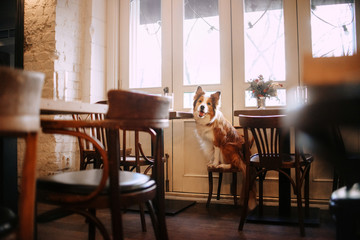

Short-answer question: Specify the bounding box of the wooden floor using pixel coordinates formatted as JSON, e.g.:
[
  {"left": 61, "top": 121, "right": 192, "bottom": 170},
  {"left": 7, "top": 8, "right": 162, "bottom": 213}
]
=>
[{"left": 36, "top": 201, "right": 336, "bottom": 240}]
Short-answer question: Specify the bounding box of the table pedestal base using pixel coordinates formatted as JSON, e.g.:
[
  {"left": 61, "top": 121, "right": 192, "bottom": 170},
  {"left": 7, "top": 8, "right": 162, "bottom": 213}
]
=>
[{"left": 246, "top": 205, "right": 321, "bottom": 226}]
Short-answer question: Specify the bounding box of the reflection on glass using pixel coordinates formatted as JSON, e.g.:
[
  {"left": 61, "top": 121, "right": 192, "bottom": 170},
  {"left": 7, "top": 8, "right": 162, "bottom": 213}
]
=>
[
  {"left": 311, "top": 0, "right": 356, "bottom": 57},
  {"left": 0, "top": 29, "right": 15, "bottom": 67},
  {"left": 183, "top": 0, "right": 220, "bottom": 86},
  {"left": 0, "top": 0, "right": 16, "bottom": 67},
  {"left": 129, "top": 0, "right": 161, "bottom": 88},
  {"left": 243, "top": 0, "right": 286, "bottom": 107}
]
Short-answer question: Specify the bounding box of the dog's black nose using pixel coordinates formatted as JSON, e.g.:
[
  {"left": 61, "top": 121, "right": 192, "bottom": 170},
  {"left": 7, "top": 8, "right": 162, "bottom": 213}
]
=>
[{"left": 200, "top": 105, "right": 205, "bottom": 111}]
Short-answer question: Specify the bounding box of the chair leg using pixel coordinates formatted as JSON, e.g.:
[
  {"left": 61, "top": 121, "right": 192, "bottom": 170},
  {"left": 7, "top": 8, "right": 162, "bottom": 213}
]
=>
[
  {"left": 305, "top": 165, "right": 310, "bottom": 217},
  {"left": 19, "top": 133, "right": 38, "bottom": 240},
  {"left": 232, "top": 173, "right": 237, "bottom": 205},
  {"left": 239, "top": 168, "right": 251, "bottom": 231},
  {"left": 259, "top": 174, "right": 264, "bottom": 216},
  {"left": 146, "top": 201, "right": 160, "bottom": 240},
  {"left": 217, "top": 172, "right": 223, "bottom": 200},
  {"left": 139, "top": 204, "right": 147, "bottom": 232},
  {"left": 332, "top": 170, "right": 339, "bottom": 191},
  {"left": 296, "top": 169, "right": 305, "bottom": 237},
  {"left": 206, "top": 172, "right": 213, "bottom": 208},
  {"left": 88, "top": 209, "right": 96, "bottom": 240}
]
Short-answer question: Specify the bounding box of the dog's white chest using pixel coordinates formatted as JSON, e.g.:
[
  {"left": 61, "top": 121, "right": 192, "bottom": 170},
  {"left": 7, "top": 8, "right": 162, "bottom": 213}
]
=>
[{"left": 196, "top": 125, "right": 214, "bottom": 143}]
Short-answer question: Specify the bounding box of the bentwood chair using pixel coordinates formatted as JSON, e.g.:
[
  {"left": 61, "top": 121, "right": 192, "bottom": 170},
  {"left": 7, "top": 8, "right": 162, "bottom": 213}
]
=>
[
  {"left": 206, "top": 166, "right": 240, "bottom": 207},
  {"left": 206, "top": 127, "right": 254, "bottom": 207},
  {"left": 72, "top": 105, "right": 107, "bottom": 170},
  {"left": 74, "top": 100, "right": 154, "bottom": 174},
  {"left": 37, "top": 89, "right": 170, "bottom": 240},
  {"left": 0, "top": 67, "right": 44, "bottom": 240},
  {"left": 73, "top": 101, "right": 155, "bottom": 232},
  {"left": 238, "top": 114, "right": 313, "bottom": 237}
]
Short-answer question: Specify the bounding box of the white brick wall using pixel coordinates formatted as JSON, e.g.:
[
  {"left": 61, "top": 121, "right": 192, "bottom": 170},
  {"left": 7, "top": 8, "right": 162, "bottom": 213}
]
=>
[{"left": 22, "top": 0, "right": 107, "bottom": 176}]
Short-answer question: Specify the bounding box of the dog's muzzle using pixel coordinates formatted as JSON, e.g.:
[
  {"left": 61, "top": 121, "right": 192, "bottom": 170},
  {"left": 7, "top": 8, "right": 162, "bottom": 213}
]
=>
[{"left": 199, "top": 105, "right": 206, "bottom": 117}]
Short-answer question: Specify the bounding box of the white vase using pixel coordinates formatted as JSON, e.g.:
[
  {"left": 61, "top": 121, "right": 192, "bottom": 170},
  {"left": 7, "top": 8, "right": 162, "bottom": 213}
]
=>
[{"left": 257, "top": 97, "right": 266, "bottom": 109}]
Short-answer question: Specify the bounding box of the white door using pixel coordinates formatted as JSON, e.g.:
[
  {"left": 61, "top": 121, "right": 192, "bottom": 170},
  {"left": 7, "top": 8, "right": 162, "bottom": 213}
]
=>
[
  {"left": 171, "top": 0, "right": 233, "bottom": 194},
  {"left": 120, "top": 0, "right": 234, "bottom": 194}
]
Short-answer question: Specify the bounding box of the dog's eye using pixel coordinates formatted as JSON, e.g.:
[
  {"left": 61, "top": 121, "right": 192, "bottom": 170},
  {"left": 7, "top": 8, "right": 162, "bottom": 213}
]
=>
[
  {"left": 198, "top": 100, "right": 202, "bottom": 103},
  {"left": 207, "top": 102, "right": 211, "bottom": 106}
]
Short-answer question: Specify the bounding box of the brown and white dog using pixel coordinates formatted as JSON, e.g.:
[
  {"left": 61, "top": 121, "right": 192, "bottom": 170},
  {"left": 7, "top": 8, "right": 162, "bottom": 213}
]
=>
[{"left": 193, "top": 86, "right": 256, "bottom": 210}]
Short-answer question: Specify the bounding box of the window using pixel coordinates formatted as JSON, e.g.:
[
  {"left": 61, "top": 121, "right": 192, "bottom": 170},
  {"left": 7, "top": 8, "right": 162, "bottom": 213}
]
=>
[
  {"left": 121, "top": 0, "right": 359, "bottom": 109},
  {"left": 183, "top": 0, "right": 220, "bottom": 86},
  {"left": 243, "top": 0, "right": 286, "bottom": 107},
  {"left": 311, "top": 0, "right": 356, "bottom": 57},
  {"left": 129, "top": 0, "right": 162, "bottom": 89}
]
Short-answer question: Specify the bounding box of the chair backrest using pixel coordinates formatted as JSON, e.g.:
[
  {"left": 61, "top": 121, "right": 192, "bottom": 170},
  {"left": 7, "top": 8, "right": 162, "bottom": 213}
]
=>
[
  {"left": 73, "top": 111, "right": 107, "bottom": 148},
  {"left": 73, "top": 98, "right": 159, "bottom": 172},
  {"left": 107, "top": 90, "right": 170, "bottom": 123},
  {"left": 73, "top": 111, "right": 107, "bottom": 170},
  {"left": 106, "top": 89, "right": 170, "bottom": 177},
  {"left": 239, "top": 114, "right": 287, "bottom": 169},
  {"left": 0, "top": 67, "right": 44, "bottom": 133}
]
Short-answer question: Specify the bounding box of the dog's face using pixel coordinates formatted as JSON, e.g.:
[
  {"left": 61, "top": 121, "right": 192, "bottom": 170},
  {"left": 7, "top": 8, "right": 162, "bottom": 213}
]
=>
[{"left": 193, "top": 86, "right": 221, "bottom": 124}]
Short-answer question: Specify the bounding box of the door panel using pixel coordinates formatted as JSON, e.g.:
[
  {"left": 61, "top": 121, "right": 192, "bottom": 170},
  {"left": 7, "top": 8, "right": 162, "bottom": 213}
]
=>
[{"left": 172, "top": 0, "right": 234, "bottom": 194}]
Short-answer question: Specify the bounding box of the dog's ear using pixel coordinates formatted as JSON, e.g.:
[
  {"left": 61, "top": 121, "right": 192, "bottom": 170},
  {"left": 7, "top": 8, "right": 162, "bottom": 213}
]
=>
[
  {"left": 193, "top": 86, "right": 205, "bottom": 109},
  {"left": 210, "top": 91, "right": 221, "bottom": 108},
  {"left": 195, "top": 86, "right": 204, "bottom": 96},
  {"left": 194, "top": 86, "right": 205, "bottom": 100}
]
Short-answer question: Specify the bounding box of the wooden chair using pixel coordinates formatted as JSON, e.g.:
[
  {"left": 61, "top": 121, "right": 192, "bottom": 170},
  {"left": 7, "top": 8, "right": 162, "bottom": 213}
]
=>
[
  {"left": 72, "top": 101, "right": 154, "bottom": 232},
  {"left": 238, "top": 114, "right": 313, "bottom": 237},
  {"left": 206, "top": 127, "right": 253, "bottom": 207},
  {"left": 206, "top": 167, "right": 239, "bottom": 207},
  {"left": 0, "top": 66, "right": 44, "bottom": 240},
  {"left": 37, "top": 89, "right": 170, "bottom": 240},
  {"left": 72, "top": 100, "right": 108, "bottom": 171},
  {"left": 73, "top": 100, "right": 154, "bottom": 173}
]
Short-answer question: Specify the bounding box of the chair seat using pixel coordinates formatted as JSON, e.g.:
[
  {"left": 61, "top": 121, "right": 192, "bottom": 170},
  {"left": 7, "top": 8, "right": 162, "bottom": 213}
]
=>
[
  {"left": 207, "top": 166, "right": 240, "bottom": 172},
  {"left": 37, "top": 169, "right": 155, "bottom": 195},
  {"left": 120, "top": 156, "right": 154, "bottom": 166},
  {"left": 0, "top": 207, "right": 17, "bottom": 237},
  {"left": 330, "top": 183, "right": 360, "bottom": 206},
  {"left": 250, "top": 153, "right": 313, "bottom": 167},
  {"left": 330, "top": 183, "right": 360, "bottom": 240}
]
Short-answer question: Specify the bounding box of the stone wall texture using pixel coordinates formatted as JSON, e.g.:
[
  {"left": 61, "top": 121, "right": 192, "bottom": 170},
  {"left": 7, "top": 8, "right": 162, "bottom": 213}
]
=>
[{"left": 22, "top": 0, "right": 107, "bottom": 177}]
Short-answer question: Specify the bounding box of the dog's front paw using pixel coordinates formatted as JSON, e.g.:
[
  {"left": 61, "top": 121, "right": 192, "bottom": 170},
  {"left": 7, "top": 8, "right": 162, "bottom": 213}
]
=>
[
  {"left": 216, "top": 164, "right": 231, "bottom": 170},
  {"left": 207, "top": 163, "right": 218, "bottom": 169}
]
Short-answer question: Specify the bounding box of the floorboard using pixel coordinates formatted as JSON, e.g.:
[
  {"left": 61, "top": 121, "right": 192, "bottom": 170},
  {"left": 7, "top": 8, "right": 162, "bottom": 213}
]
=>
[{"left": 36, "top": 201, "right": 336, "bottom": 240}]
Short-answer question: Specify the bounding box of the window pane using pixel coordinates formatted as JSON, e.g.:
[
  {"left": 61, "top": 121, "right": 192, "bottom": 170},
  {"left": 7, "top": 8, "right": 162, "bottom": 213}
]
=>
[
  {"left": 183, "top": 0, "right": 220, "bottom": 86},
  {"left": 245, "top": 89, "right": 286, "bottom": 107},
  {"left": 311, "top": 0, "right": 356, "bottom": 57},
  {"left": 243, "top": 0, "right": 286, "bottom": 107},
  {"left": 129, "top": 0, "right": 161, "bottom": 89},
  {"left": 243, "top": 0, "right": 285, "bottom": 82}
]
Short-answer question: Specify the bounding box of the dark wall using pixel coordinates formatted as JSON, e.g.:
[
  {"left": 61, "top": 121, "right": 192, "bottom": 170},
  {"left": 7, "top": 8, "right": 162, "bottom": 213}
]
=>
[{"left": 0, "top": 0, "right": 24, "bottom": 213}]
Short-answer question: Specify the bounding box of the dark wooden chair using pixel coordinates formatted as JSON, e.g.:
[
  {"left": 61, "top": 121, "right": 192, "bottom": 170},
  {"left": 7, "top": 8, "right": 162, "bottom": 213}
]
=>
[
  {"left": 37, "top": 89, "right": 170, "bottom": 240},
  {"left": 206, "top": 127, "right": 253, "bottom": 207},
  {"left": 0, "top": 66, "right": 44, "bottom": 240},
  {"left": 72, "top": 101, "right": 155, "bottom": 232},
  {"left": 238, "top": 114, "right": 313, "bottom": 237},
  {"left": 72, "top": 110, "right": 106, "bottom": 170},
  {"left": 206, "top": 167, "right": 239, "bottom": 207}
]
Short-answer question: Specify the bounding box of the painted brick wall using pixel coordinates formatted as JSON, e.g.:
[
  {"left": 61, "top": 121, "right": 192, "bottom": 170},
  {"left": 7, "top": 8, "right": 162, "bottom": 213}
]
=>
[{"left": 23, "top": 0, "right": 107, "bottom": 176}]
